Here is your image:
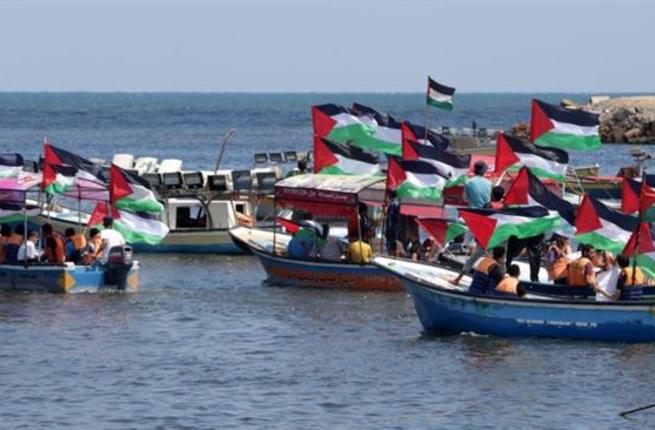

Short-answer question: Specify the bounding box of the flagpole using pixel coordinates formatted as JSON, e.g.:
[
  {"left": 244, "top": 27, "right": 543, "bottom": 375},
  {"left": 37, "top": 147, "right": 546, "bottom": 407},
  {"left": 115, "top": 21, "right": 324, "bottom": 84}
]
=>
[{"left": 424, "top": 102, "right": 430, "bottom": 142}]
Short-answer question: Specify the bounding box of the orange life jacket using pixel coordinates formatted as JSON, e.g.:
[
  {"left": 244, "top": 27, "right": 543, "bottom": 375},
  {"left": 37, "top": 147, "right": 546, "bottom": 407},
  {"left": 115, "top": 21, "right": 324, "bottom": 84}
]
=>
[
  {"left": 8, "top": 233, "right": 23, "bottom": 246},
  {"left": 622, "top": 267, "right": 645, "bottom": 286},
  {"left": 568, "top": 257, "right": 594, "bottom": 287},
  {"left": 475, "top": 256, "right": 497, "bottom": 274},
  {"left": 82, "top": 236, "right": 103, "bottom": 265},
  {"left": 70, "top": 234, "right": 87, "bottom": 251},
  {"left": 45, "top": 233, "right": 65, "bottom": 263},
  {"left": 547, "top": 245, "right": 569, "bottom": 281},
  {"left": 496, "top": 276, "right": 519, "bottom": 295}
]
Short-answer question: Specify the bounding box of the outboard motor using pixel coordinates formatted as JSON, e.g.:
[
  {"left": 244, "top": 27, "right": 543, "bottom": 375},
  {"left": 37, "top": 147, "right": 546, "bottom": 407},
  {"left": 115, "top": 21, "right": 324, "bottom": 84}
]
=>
[{"left": 103, "top": 245, "right": 134, "bottom": 290}]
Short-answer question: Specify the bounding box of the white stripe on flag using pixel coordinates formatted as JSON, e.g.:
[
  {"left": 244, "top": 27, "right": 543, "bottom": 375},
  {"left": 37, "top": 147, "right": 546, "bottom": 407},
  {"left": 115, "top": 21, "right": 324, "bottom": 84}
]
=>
[
  {"left": 516, "top": 153, "right": 567, "bottom": 177},
  {"left": 405, "top": 171, "right": 447, "bottom": 189},
  {"left": 428, "top": 88, "right": 453, "bottom": 103},
  {"left": 332, "top": 112, "right": 368, "bottom": 127},
  {"left": 550, "top": 119, "right": 599, "bottom": 137},
  {"left": 334, "top": 154, "right": 380, "bottom": 176}
]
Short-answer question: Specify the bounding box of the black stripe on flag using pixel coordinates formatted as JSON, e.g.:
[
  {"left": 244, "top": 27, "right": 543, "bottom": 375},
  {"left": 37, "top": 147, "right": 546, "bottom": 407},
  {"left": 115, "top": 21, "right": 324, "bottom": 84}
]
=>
[
  {"left": 321, "top": 138, "right": 379, "bottom": 165},
  {"left": 534, "top": 99, "right": 599, "bottom": 127},
  {"left": 503, "top": 133, "right": 569, "bottom": 164},
  {"left": 391, "top": 157, "right": 450, "bottom": 178},
  {"left": 117, "top": 164, "right": 156, "bottom": 190},
  {"left": 349, "top": 103, "right": 401, "bottom": 129},
  {"left": 523, "top": 168, "right": 576, "bottom": 225},
  {"left": 462, "top": 205, "right": 550, "bottom": 218},
  {"left": 408, "top": 140, "right": 470, "bottom": 169},
  {"left": 404, "top": 121, "right": 450, "bottom": 150},
  {"left": 428, "top": 77, "right": 455, "bottom": 96},
  {"left": 0, "top": 153, "right": 23, "bottom": 167},
  {"left": 313, "top": 103, "right": 350, "bottom": 117},
  {"left": 589, "top": 195, "right": 638, "bottom": 232}
]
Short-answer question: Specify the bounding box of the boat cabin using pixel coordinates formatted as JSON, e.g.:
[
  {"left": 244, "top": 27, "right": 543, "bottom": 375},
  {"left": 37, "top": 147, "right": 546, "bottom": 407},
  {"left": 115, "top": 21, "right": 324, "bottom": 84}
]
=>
[{"left": 163, "top": 198, "right": 251, "bottom": 231}]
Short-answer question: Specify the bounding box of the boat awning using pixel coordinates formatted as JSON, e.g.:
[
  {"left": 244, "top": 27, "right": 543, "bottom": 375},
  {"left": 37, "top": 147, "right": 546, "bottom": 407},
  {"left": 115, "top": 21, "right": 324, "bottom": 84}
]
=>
[
  {"left": 275, "top": 174, "right": 385, "bottom": 217},
  {"left": 0, "top": 172, "right": 42, "bottom": 204}
]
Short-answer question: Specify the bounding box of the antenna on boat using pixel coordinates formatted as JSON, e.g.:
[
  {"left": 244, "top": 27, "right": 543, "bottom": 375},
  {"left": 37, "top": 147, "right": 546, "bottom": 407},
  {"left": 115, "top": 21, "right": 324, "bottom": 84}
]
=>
[{"left": 214, "top": 129, "right": 237, "bottom": 174}]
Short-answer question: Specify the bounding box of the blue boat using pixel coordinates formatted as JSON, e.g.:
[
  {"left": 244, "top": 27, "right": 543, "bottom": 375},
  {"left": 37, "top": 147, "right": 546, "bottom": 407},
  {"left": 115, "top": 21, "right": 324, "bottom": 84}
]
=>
[{"left": 374, "top": 256, "right": 655, "bottom": 342}]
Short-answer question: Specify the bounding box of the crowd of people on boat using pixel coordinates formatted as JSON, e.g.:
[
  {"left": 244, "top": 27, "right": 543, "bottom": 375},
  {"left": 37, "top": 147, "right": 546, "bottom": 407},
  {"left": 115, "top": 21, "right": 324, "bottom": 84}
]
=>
[{"left": 0, "top": 216, "right": 125, "bottom": 266}]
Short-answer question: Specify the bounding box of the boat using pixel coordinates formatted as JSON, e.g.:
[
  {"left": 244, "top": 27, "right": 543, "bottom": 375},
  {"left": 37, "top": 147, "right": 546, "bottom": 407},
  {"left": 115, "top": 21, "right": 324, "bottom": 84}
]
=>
[
  {"left": 230, "top": 174, "right": 410, "bottom": 291},
  {"left": 373, "top": 256, "right": 655, "bottom": 342}
]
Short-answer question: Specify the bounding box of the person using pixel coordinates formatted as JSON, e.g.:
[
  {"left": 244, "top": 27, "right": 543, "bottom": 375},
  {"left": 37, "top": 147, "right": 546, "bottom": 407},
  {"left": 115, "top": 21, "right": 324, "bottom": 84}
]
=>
[
  {"left": 0, "top": 223, "right": 12, "bottom": 263},
  {"left": 610, "top": 254, "right": 645, "bottom": 301},
  {"left": 17, "top": 230, "right": 39, "bottom": 263},
  {"left": 545, "top": 235, "right": 571, "bottom": 284},
  {"left": 506, "top": 233, "right": 544, "bottom": 283},
  {"left": 385, "top": 190, "right": 401, "bottom": 255},
  {"left": 495, "top": 264, "right": 526, "bottom": 297},
  {"left": 82, "top": 228, "right": 103, "bottom": 265},
  {"left": 64, "top": 227, "right": 87, "bottom": 263},
  {"left": 567, "top": 244, "right": 597, "bottom": 288},
  {"left": 297, "top": 159, "right": 308, "bottom": 174},
  {"left": 4, "top": 224, "right": 25, "bottom": 264},
  {"left": 593, "top": 249, "right": 615, "bottom": 272},
  {"left": 318, "top": 224, "right": 343, "bottom": 261},
  {"left": 348, "top": 233, "right": 372, "bottom": 264},
  {"left": 42, "top": 223, "right": 65, "bottom": 263},
  {"left": 468, "top": 246, "right": 506, "bottom": 295},
  {"left": 405, "top": 229, "right": 423, "bottom": 261},
  {"left": 97, "top": 217, "right": 126, "bottom": 264},
  {"left": 287, "top": 214, "right": 319, "bottom": 260},
  {"left": 472, "top": 119, "right": 477, "bottom": 136},
  {"left": 489, "top": 186, "right": 505, "bottom": 209},
  {"left": 464, "top": 160, "right": 492, "bottom": 209},
  {"left": 358, "top": 202, "right": 373, "bottom": 244}
]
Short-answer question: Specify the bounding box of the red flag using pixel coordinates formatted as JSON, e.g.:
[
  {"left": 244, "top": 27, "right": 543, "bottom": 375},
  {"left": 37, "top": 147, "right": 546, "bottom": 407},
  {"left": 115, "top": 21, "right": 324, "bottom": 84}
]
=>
[
  {"left": 575, "top": 195, "right": 603, "bottom": 234},
  {"left": 621, "top": 177, "right": 640, "bottom": 214},
  {"left": 494, "top": 133, "right": 521, "bottom": 175},
  {"left": 88, "top": 202, "right": 110, "bottom": 227},
  {"left": 416, "top": 218, "right": 448, "bottom": 244},
  {"left": 639, "top": 181, "right": 655, "bottom": 217},
  {"left": 276, "top": 216, "right": 302, "bottom": 234},
  {"left": 623, "top": 222, "right": 655, "bottom": 255}
]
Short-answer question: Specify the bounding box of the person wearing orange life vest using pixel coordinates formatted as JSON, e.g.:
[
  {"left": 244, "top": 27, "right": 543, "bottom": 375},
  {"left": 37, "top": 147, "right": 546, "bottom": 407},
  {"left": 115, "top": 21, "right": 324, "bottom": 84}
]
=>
[
  {"left": 469, "top": 246, "right": 506, "bottom": 295},
  {"left": 567, "top": 244, "right": 597, "bottom": 288},
  {"left": 0, "top": 224, "right": 12, "bottom": 264},
  {"left": 82, "top": 228, "right": 103, "bottom": 265},
  {"left": 545, "top": 234, "right": 572, "bottom": 285},
  {"left": 42, "top": 223, "right": 65, "bottom": 264},
  {"left": 4, "top": 224, "right": 25, "bottom": 264},
  {"left": 64, "top": 227, "right": 87, "bottom": 263},
  {"left": 495, "top": 264, "right": 526, "bottom": 297},
  {"left": 602, "top": 254, "right": 646, "bottom": 301}
]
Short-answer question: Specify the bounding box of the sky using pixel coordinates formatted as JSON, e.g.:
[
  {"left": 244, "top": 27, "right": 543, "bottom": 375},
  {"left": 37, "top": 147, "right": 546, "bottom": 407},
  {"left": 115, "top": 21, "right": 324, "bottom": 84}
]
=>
[{"left": 0, "top": 0, "right": 653, "bottom": 92}]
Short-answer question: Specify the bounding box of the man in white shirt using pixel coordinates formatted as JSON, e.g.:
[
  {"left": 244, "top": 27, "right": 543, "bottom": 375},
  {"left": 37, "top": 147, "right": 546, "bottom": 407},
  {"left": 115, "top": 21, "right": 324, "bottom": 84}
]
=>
[
  {"left": 97, "top": 217, "right": 126, "bottom": 264},
  {"left": 17, "top": 230, "right": 40, "bottom": 263}
]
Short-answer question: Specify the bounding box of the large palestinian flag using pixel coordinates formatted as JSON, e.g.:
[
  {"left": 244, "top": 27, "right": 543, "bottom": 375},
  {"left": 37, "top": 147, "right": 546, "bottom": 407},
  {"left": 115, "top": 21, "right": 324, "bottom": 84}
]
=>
[
  {"left": 88, "top": 202, "right": 169, "bottom": 245},
  {"left": 402, "top": 138, "right": 470, "bottom": 187},
  {"left": 42, "top": 143, "right": 108, "bottom": 200},
  {"left": 387, "top": 157, "right": 449, "bottom": 201},
  {"left": 623, "top": 222, "right": 655, "bottom": 278},
  {"left": 110, "top": 164, "right": 164, "bottom": 213},
  {"left": 312, "top": 104, "right": 400, "bottom": 155},
  {"left": 504, "top": 166, "right": 576, "bottom": 236},
  {"left": 349, "top": 103, "right": 402, "bottom": 155},
  {"left": 313, "top": 137, "right": 380, "bottom": 176},
  {"left": 415, "top": 218, "right": 467, "bottom": 245},
  {"left": 401, "top": 121, "right": 450, "bottom": 150},
  {"left": 494, "top": 133, "right": 569, "bottom": 181},
  {"left": 530, "top": 99, "right": 601, "bottom": 151},
  {"left": 0, "top": 153, "right": 23, "bottom": 178},
  {"left": 576, "top": 195, "right": 638, "bottom": 254},
  {"left": 426, "top": 77, "right": 455, "bottom": 111},
  {"left": 459, "top": 206, "right": 560, "bottom": 250}
]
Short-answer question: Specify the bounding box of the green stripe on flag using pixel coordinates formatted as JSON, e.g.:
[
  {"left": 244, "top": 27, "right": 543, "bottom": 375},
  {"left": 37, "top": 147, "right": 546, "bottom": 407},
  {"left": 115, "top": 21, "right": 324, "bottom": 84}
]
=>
[
  {"left": 396, "top": 182, "right": 442, "bottom": 201},
  {"left": 506, "top": 165, "right": 566, "bottom": 181},
  {"left": 575, "top": 231, "right": 625, "bottom": 255},
  {"left": 114, "top": 198, "right": 164, "bottom": 214},
  {"left": 486, "top": 215, "right": 559, "bottom": 249},
  {"left": 535, "top": 132, "right": 601, "bottom": 151},
  {"left": 446, "top": 222, "right": 467, "bottom": 242},
  {"left": 427, "top": 98, "right": 453, "bottom": 111}
]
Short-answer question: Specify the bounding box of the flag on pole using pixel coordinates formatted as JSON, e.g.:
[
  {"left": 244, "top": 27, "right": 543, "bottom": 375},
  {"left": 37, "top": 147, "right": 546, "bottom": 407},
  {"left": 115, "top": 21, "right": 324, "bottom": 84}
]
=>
[
  {"left": 459, "top": 206, "right": 560, "bottom": 250},
  {"left": 575, "top": 195, "right": 638, "bottom": 254},
  {"left": 530, "top": 99, "right": 601, "bottom": 151},
  {"left": 313, "top": 137, "right": 380, "bottom": 176},
  {"left": 110, "top": 164, "right": 164, "bottom": 213},
  {"left": 402, "top": 137, "right": 470, "bottom": 187},
  {"left": 415, "top": 218, "right": 467, "bottom": 246},
  {"left": 42, "top": 143, "right": 108, "bottom": 200},
  {"left": 494, "top": 133, "right": 569, "bottom": 181},
  {"left": 88, "top": 202, "right": 169, "bottom": 245},
  {"left": 0, "top": 153, "right": 24, "bottom": 178},
  {"left": 426, "top": 77, "right": 455, "bottom": 111},
  {"left": 387, "top": 157, "right": 449, "bottom": 201},
  {"left": 349, "top": 103, "right": 402, "bottom": 154},
  {"left": 401, "top": 121, "right": 450, "bottom": 150},
  {"left": 623, "top": 222, "right": 655, "bottom": 278}
]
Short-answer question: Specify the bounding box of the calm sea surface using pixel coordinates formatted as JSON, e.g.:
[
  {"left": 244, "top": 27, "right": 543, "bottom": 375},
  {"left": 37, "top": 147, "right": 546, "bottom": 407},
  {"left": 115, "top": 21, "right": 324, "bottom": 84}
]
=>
[{"left": 1, "top": 93, "right": 654, "bottom": 429}]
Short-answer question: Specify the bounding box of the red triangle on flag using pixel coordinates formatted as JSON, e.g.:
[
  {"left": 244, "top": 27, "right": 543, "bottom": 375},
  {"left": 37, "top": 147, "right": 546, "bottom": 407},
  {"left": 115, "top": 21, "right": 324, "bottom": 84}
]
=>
[
  {"left": 504, "top": 166, "right": 530, "bottom": 206},
  {"left": 639, "top": 181, "right": 655, "bottom": 216},
  {"left": 401, "top": 122, "right": 418, "bottom": 142},
  {"left": 530, "top": 100, "right": 555, "bottom": 142},
  {"left": 386, "top": 157, "right": 407, "bottom": 190},
  {"left": 494, "top": 133, "right": 521, "bottom": 174},
  {"left": 312, "top": 136, "right": 339, "bottom": 173},
  {"left": 575, "top": 195, "right": 603, "bottom": 234},
  {"left": 416, "top": 218, "right": 448, "bottom": 245},
  {"left": 458, "top": 209, "right": 498, "bottom": 249},
  {"left": 623, "top": 222, "right": 655, "bottom": 255},
  {"left": 621, "top": 177, "right": 640, "bottom": 214},
  {"left": 110, "top": 164, "right": 133, "bottom": 204},
  {"left": 402, "top": 138, "right": 420, "bottom": 161},
  {"left": 42, "top": 142, "right": 64, "bottom": 190},
  {"left": 311, "top": 106, "right": 337, "bottom": 138}
]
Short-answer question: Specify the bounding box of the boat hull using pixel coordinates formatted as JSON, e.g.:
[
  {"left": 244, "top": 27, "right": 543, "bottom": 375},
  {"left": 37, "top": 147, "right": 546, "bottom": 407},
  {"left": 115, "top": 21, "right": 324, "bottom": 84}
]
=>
[
  {"left": 0, "top": 263, "right": 140, "bottom": 294},
  {"left": 374, "top": 257, "right": 655, "bottom": 342}
]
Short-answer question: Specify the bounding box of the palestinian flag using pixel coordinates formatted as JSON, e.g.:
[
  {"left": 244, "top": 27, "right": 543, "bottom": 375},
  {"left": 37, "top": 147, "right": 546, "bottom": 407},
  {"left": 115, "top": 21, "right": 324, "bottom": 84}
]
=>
[
  {"left": 576, "top": 195, "right": 638, "bottom": 254},
  {"left": 416, "top": 218, "right": 467, "bottom": 246},
  {"left": 623, "top": 222, "right": 655, "bottom": 278},
  {"left": 530, "top": 99, "right": 601, "bottom": 151},
  {"left": 312, "top": 104, "right": 399, "bottom": 155},
  {"left": 42, "top": 143, "right": 108, "bottom": 200},
  {"left": 401, "top": 121, "right": 450, "bottom": 150},
  {"left": 313, "top": 137, "right": 380, "bottom": 176},
  {"left": 89, "top": 202, "right": 169, "bottom": 245},
  {"left": 459, "top": 206, "right": 560, "bottom": 250},
  {"left": 504, "top": 166, "right": 576, "bottom": 236},
  {"left": 387, "top": 157, "right": 449, "bottom": 201},
  {"left": 402, "top": 138, "right": 470, "bottom": 187},
  {"left": 621, "top": 177, "right": 641, "bottom": 215},
  {"left": 426, "top": 77, "right": 455, "bottom": 111},
  {"left": 0, "top": 202, "right": 40, "bottom": 223},
  {"left": 349, "top": 103, "right": 402, "bottom": 155},
  {"left": 494, "top": 133, "right": 569, "bottom": 181},
  {"left": 0, "top": 153, "right": 23, "bottom": 178},
  {"left": 110, "top": 164, "right": 164, "bottom": 213},
  {"left": 276, "top": 216, "right": 326, "bottom": 237}
]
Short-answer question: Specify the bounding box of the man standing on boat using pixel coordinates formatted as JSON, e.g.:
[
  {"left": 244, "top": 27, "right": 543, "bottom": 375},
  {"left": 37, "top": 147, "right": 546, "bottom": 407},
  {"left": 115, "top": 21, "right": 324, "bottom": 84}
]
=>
[{"left": 97, "top": 217, "right": 126, "bottom": 264}]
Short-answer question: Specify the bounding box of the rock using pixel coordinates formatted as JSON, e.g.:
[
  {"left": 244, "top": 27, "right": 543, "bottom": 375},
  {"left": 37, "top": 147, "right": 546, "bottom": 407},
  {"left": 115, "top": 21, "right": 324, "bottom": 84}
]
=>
[
  {"left": 561, "top": 98, "right": 579, "bottom": 109},
  {"left": 624, "top": 128, "right": 642, "bottom": 140}
]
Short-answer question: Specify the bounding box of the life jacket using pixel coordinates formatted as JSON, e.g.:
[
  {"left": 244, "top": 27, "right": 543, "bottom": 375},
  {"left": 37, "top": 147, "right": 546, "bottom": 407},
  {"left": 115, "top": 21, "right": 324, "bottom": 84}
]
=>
[
  {"left": 620, "top": 267, "right": 644, "bottom": 301},
  {"left": 567, "top": 257, "right": 594, "bottom": 287},
  {"left": 4, "top": 234, "right": 23, "bottom": 264},
  {"left": 495, "top": 276, "right": 519, "bottom": 296},
  {"left": 469, "top": 256, "right": 498, "bottom": 294},
  {"left": 45, "top": 233, "right": 65, "bottom": 263},
  {"left": 0, "top": 236, "right": 10, "bottom": 264},
  {"left": 547, "top": 245, "right": 569, "bottom": 281},
  {"left": 81, "top": 236, "right": 103, "bottom": 265},
  {"left": 67, "top": 234, "right": 87, "bottom": 263}
]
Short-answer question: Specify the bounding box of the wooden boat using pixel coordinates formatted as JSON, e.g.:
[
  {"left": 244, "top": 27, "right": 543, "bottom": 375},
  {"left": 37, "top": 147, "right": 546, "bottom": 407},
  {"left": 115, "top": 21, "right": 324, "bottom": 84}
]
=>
[{"left": 374, "top": 256, "right": 655, "bottom": 342}]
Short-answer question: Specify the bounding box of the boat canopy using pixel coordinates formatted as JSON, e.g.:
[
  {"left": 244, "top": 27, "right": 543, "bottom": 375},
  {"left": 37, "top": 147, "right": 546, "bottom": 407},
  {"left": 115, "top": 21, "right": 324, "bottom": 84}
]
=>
[
  {"left": 274, "top": 174, "right": 385, "bottom": 217},
  {"left": 0, "top": 172, "right": 42, "bottom": 204}
]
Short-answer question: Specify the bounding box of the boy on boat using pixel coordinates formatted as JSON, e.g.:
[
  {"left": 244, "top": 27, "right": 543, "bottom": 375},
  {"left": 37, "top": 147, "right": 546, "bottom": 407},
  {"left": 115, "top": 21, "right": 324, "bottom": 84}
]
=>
[
  {"left": 348, "top": 233, "right": 372, "bottom": 264},
  {"left": 42, "top": 223, "right": 65, "bottom": 264},
  {"left": 567, "top": 244, "right": 597, "bottom": 289},
  {"left": 545, "top": 234, "right": 572, "bottom": 284},
  {"left": 96, "top": 217, "right": 126, "bottom": 264},
  {"left": 64, "top": 228, "right": 88, "bottom": 264},
  {"left": 17, "top": 230, "right": 40, "bottom": 263},
  {"left": 595, "top": 254, "right": 645, "bottom": 301},
  {"left": 495, "top": 264, "right": 526, "bottom": 297},
  {"left": 0, "top": 224, "right": 12, "bottom": 264},
  {"left": 469, "top": 246, "right": 506, "bottom": 295}
]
